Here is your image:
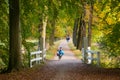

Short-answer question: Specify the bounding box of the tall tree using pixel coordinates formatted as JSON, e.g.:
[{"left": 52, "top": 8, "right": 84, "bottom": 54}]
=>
[
  {"left": 73, "top": 18, "right": 79, "bottom": 47},
  {"left": 77, "top": 17, "right": 86, "bottom": 50},
  {"left": 8, "top": 0, "right": 22, "bottom": 72},
  {"left": 42, "top": 16, "right": 48, "bottom": 51},
  {"left": 88, "top": 0, "right": 93, "bottom": 48},
  {"left": 77, "top": 0, "right": 87, "bottom": 50},
  {"left": 49, "top": 19, "right": 56, "bottom": 45},
  {"left": 38, "top": 18, "right": 43, "bottom": 50}
]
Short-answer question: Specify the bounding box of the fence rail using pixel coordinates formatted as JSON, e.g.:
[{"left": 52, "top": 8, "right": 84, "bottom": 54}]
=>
[{"left": 30, "top": 49, "right": 46, "bottom": 67}]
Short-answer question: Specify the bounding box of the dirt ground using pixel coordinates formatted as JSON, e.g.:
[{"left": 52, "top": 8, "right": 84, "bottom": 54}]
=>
[{"left": 0, "top": 40, "right": 120, "bottom": 80}]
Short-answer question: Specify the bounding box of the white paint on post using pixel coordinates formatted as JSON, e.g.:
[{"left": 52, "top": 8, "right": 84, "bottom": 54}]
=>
[{"left": 88, "top": 47, "right": 92, "bottom": 64}]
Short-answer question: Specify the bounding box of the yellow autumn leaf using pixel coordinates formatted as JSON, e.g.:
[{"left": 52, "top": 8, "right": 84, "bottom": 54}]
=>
[
  {"left": 117, "top": 12, "right": 120, "bottom": 22},
  {"left": 94, "top": 5, "right": 99, "bottom": 12},
  {"left": 55, "top": 26, "right": 65, "bottom": 38},
  {"left": 106, "top": 17, "right": 115, "bottom": 25},
  {"left": 99, "top": 12, "right": 105, "bottom": 18},
  {"left": 105, "top": 5, "right": 111, "bottom": 12}
]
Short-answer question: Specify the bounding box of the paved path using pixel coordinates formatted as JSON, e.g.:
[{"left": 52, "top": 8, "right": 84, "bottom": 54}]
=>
[
  {"left": 54, "top": 39, "right": 80, "bottom": 61},
  {"left": 0, "top": 40, "right": 120, "bottom": 80},
  {"left": 36, "top": 40, "right": 120, "bottom": 80},
  {"left": 51, "top": 40, "right": 82, "bottom": 80}
]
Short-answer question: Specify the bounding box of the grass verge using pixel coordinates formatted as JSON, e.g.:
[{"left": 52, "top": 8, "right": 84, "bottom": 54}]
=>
[
  {"left": 46, "top": 40, "right": 62, "bottom": 60},
  {"left": 68, "top": 41, "right": 82, "bottom": 59}
]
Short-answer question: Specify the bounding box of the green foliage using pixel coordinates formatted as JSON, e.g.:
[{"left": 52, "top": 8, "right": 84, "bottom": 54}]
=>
[
  {"left": 54, "top": 26, "right": 66, "bottom": 38},
  {"left": 0, "top": 0, "right": 9, "bottom": 69},
  {"left": 99, "top": 23, "right": 120, "bottom": 57},
  {"left": 0, "top": 48, "right": 8, "bottom": 69},
  {"left": 20, "top": 0, "right": 41, "bottom": 39},
  {"left": 0, "top": 0, "right": 9, "bottom": 46},
  {"left": 98, "top": 4, "right": 120, "bottom": 68},
  {"left": 90, "top": 0, "right": 120, "bottom": 68},
  {"left": 23, "top": 41, "right": 38, "bottom": 67}
]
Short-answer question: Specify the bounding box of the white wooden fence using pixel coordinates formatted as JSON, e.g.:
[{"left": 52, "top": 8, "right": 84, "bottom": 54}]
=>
[
  {"left": 82, "top": 48, "right": 100, "bottom": 66},
  {"left": 82, "top": 37, "right": 100, "bottom": 66},
  {"left": 30, "top": 49, "right": 46, "bottom": 67}
]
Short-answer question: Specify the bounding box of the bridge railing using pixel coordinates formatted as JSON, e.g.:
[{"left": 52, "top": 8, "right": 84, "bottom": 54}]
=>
[{"left": 30, "top": 49, "right": 46, "bottom": 67}]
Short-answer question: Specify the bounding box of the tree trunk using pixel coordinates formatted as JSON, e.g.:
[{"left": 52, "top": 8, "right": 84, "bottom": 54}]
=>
[
  {"left": 38, "top": 18, "right": 43, "bottom": 50},
  {"left": 73, "top": 18, "right": 79, "bottom": 47},
  {"left": 76, "top": 18, "right": 80, "bottom": 49},
  {"left": 49, "top": 6, "right": 58, "bottom": 46},
  {"left": 77, "top": 17, "right": 82, "bottom": 50},
  {"left": 42, "top": 17, "right": 47, "bottom": 50},
  {"left": 49, "top": 20, "right": 56, "bottom": 46},
  {"left": 82, "top": 20, "right": 86, "bottom": 38},
  {"left": 88, "top": 1, "right": 93, "bottom": 47},
  {"left": 78, "top": 1, "right": 86, "bottom": 50},
  {"left": 8, "top": 0, "right": 22, "bottom": 72},
  {"left": 41, "top": 16, "right": 47, "bottom": 61},
  {"left": 81, "top": 1, "right": 87, "bottom": 63}
]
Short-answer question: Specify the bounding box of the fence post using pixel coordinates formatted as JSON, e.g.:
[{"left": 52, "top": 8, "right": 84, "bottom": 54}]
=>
[
  {"left": 42, "top": 49, "right": 44, "bottom": 62},
  {"left": 36, "top": 53, "right": 37, "bottom": 64},
  {"left": 91, "top": 53, "right": 93, "bottom": 64},
  {"left": 83, "top": 37, "right": 88, "bottom": 63},
  {"left": 97, "top": 52, "right": 100, "bottom": 66},
  {"left": 82, "top": 48, "right": 85, "bottom": 63},
  {"left": 30, "top": 53, "right": 32, "bottom": 67}
]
